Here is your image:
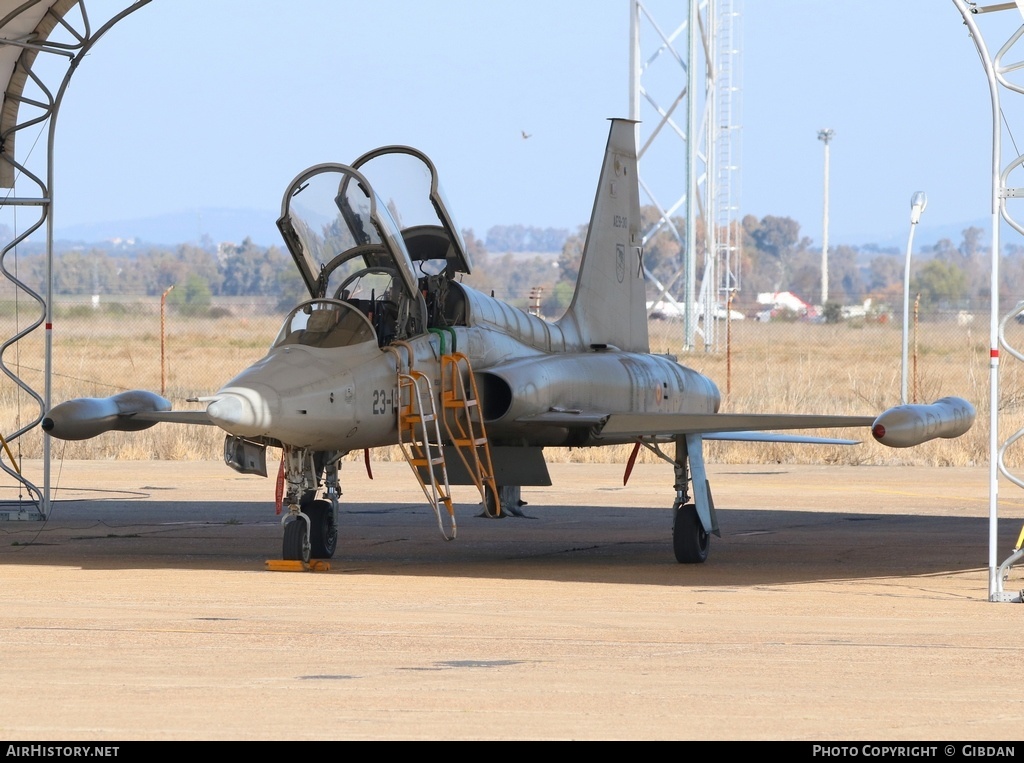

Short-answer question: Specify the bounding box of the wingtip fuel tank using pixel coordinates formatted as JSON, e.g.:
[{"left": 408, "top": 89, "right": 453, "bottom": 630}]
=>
[
  {"left": 41, "top": 390, "right": 172, "bottom": 440},
  {"left": 870, "top": 396, "right": 976, "bottom": 448}
]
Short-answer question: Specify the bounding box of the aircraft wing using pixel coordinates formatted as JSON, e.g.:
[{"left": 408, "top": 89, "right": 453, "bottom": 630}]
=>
[
  {"left": 702, "top": 431, "right": 861, "bottom": 445},
  {"left": 597, "top": 412, "right": 875, "bottom": 438},
  {"left": 132, "top": 410, "right": 214, "bottom": 426},
  {"left": 518, "top": 399, "right": 975, "bottom": 449},
  {"left": 518, "top": 410, "right": 871, "bottom": 446}
]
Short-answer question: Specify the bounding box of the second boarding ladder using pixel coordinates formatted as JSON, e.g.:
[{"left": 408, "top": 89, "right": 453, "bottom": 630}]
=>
[
  {"left": 396, "top": 366, "right": 457, "bottom": 540},
  {"left": 440, "top": 352, "right": 500, "bottom": 518}
]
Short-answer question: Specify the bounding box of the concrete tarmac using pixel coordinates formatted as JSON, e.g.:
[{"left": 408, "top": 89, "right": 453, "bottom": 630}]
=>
[{"left": 1, "top": 459, "right": 1022, "bottom": 741}]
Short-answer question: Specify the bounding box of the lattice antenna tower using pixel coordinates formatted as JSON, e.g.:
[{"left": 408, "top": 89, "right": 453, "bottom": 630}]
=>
[{"left": 629, "top": 0, "right": 742, "bottom": 351}]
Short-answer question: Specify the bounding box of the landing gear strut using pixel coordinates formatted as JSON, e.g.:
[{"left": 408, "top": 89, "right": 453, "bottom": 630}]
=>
[
  {"left": 670, "top": 434, "right": 717, "bottom": 564},
  {"left": 281, "top": 448, "right": 342, "bottom": 562}
]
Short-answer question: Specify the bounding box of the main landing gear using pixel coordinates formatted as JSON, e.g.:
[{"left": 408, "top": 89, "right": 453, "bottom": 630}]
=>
[
  {"left": 634, "top": 434, "right": 718, "bottom": 564},
  {"left": 669, "top": 433, "right": 718, "bottom": 564},
  {"left": 672, "top": 502, "right": 709, "bottom": 564}
]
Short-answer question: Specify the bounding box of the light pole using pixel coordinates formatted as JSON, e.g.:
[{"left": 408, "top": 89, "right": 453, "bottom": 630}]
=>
[
  {"left": 818, "top": 128, "right": 835, "bottom": 306},
  {"left": 902, "top": 191, "right": 928, "bottom": 405}
]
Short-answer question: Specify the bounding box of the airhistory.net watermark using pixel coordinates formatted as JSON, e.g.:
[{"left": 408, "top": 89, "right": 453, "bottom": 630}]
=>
[{"left": 6, "top": 748, "right": 119, "bottom": 758}]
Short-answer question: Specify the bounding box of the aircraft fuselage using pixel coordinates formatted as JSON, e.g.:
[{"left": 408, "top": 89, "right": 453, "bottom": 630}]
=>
[{"left": 205, "top": 296, "right": 722, "bottom": 452}]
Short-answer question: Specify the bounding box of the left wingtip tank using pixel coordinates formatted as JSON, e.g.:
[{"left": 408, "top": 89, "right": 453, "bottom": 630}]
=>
[{"left": 871, "top": 396, "right": 976, "bottom": 448}]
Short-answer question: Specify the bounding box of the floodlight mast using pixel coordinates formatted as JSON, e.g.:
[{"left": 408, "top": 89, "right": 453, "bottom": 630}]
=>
[
  {"left": 901, "top": 191, "right": 927, "bottom": 406},
  {"left": 817, "top": 128, "right": 835, "bottom": 306}
]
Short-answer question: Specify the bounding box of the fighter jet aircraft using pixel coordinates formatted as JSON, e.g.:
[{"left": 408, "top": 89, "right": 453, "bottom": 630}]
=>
[{"left": 42, "top": 119, "right": 976, "bottom": 565}]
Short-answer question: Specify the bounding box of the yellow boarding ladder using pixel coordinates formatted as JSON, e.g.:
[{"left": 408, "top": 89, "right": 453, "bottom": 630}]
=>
[
  {"left": 396, "top": 367, "right": 457, "bottom": 541},
  {"left": 440, "top": 352, "right": 500, "bottom": 518}
]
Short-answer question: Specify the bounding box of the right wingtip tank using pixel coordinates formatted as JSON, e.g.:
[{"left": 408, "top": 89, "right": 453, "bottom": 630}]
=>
[
  {"left": 42, "top": 390, "right": 171, "bottom": 441},
  {"left": 871, "top": 396, "right": 976, "bottom": 448}
]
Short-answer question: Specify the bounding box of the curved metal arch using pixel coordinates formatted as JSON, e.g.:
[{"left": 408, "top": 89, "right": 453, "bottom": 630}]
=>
[
  {"left": 0, "top": 0, "right": 84, "bottom": 189},
  {"left": 0, "top": 1, "right": 151, "bottom": 518},
  {"left": 952, "top": 0, "right": 1024, "bottom": 602}
]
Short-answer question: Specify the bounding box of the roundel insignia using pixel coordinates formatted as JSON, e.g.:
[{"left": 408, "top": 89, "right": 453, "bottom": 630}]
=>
[{"left": 655, "top": 384, "right": 663, "bottom": 404}]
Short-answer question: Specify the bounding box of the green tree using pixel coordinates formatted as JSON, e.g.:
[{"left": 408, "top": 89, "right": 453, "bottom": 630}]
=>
[
  {"left": 167, "top": 273, "right": 212, "bottom": 316},
  {"left": 822, "top": 300, "right": 843, "bottom": 324},
  {"left": 274, "top": 259, "right": 309, "bottom": 310},
  {"left": 867, "top": 254, "right": 903, "bottom": 296},
  {"left": 830, "top": 245, "right": 865, "bottom": 304},
  {"left": 557, "top": 224, "right": 587, "bottom": 283},
  {"left": 751, "top": 215, "right": 801, "bottom": 259},
  {"left": 641, "top": 207, "right": 687, "bottom": 287},
  {"left": 910, "top": 259, "right": 968, "bottom": 309},
  {"left": 741, "top": 215, "right": 810, "bottom": 297},
  {"left": 461, "top": 228, "right": 488, "bottom": 264},
  {"left": 221, "top": 238, "right": 287, "bottom": 296}
]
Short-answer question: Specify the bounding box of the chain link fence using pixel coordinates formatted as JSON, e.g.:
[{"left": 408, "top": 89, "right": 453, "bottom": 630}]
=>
[{"left": 1, "top": 293, "right": 1019, "bottom": 467}]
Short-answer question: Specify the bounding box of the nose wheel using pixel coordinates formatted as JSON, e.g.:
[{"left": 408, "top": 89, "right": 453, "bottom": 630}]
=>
[
  {"left": 282, "top": 514, "right": 311, "bottom": 563},
  {"left": 303, "top": 498, "right": 338, "bottom": 558},
  {"left": 282, "top": 497, "right": 338, "bottom": 562}
]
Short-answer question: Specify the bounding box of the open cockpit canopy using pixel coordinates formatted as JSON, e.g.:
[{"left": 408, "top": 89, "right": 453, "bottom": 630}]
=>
[
  {"left": 276, "top": 162, "right": 427, "bottom": 343},
  {"left": 276, "top": 147, "right": 473, "bottom": 345},
  {"left": 351, "top": 145, "right": 472, "bottom": 276},
  {"left": 277, "top": 146, "right": 471, "bottom": 302}
]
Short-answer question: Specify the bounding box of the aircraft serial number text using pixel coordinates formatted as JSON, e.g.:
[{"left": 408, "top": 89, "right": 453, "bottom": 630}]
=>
[{"left": 372, "top": 389, "right": 398, "bottom": 415}]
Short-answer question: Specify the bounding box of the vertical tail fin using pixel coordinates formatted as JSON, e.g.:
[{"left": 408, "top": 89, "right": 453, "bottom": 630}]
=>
[{"left": 557, "top": 119, "right": 648, "bottom": 353}]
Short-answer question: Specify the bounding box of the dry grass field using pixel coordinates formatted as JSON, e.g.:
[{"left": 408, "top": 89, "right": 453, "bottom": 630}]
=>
[{"left": 0, "top": 297, "right": 1019, "bottom": 470}]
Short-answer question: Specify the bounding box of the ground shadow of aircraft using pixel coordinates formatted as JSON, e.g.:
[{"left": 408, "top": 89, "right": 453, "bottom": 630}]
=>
[
  {"left": 43, "top": 119, "right": 976, "bottom": 565},
  {"left": 0, "top": 494, "right": 999, "bottom": 588}
]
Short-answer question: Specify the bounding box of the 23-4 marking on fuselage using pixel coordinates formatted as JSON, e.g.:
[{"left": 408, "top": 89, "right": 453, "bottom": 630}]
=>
[{"left": 371, "top": 388, "right": 398, "bottom": 415}]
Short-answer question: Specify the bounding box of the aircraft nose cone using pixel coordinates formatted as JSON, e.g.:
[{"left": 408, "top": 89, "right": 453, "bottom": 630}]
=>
[
  {"left": 206, "top": 388, "right": 275, "bottom": 434},
  {"left": 206, "top": 395, "right": 249, "bottom": 426}
]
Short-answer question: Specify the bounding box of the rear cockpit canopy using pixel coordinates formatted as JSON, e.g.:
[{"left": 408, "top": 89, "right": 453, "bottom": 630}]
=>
[
  {"left": 352, "top": 146, "right": 472, "bottom": 277},
  {"left": 277, "top": 146, "right": 471, "bottom": 302}
]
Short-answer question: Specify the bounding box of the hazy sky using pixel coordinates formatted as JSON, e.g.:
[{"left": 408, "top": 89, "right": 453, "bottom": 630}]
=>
[{"left": 17, "top": 0, "right": 1023, "bottom": 248}]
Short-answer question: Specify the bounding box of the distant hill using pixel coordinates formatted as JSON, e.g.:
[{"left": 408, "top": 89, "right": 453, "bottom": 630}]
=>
[
  {"left": 31, "top": 207, "right": 1006, "bottom": 256},
  {"left": 49, "top": 207, "right": 281, "bottom": 248},
  {"left": 840, "top": 216, "right": 995, "bottom": 254}
]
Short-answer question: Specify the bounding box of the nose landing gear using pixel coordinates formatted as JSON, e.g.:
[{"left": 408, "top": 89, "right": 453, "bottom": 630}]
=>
[
  {"left": 282, "top": 511, "right": 311, "bottom": 563},
  {"left": 279, "top": 449, "right": 342, "bottom": 565},
  {"left": 302, "top": 497, "right": 338, "bottom": 558}
]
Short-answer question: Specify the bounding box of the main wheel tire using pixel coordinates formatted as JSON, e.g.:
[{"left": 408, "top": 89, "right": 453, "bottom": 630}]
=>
[
  {"left": 673, "top": 503, "right": 709, "bottom": 564},
  {"left": 282, "top": 517, "right": 309, "bottom": 562},
  {"left": 304, "top": 499, "right": 338, "bottom": 559}
]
